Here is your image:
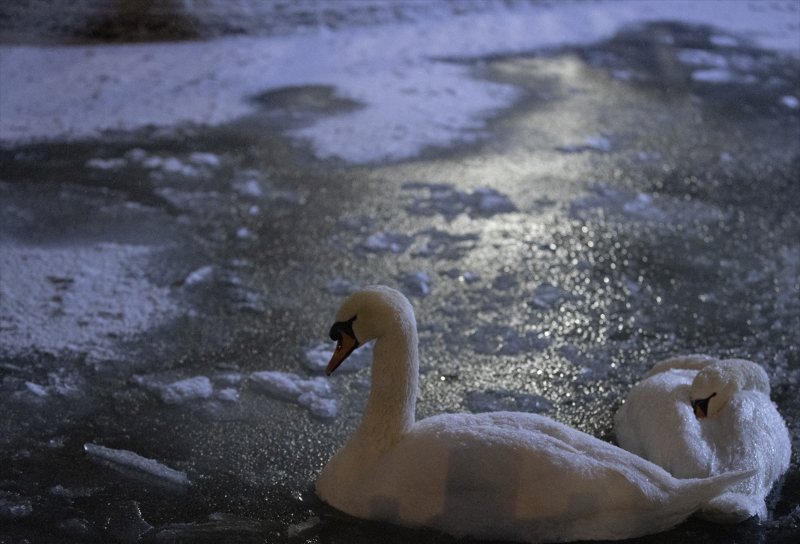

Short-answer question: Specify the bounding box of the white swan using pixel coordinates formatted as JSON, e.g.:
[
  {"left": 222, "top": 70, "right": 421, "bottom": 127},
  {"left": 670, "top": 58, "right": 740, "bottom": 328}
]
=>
[
  {"left": 615, "top": 354, "right": 791, "bottom": 523},
  {"left": 316, "top": 287, "right": 750, "bottom": 542}
]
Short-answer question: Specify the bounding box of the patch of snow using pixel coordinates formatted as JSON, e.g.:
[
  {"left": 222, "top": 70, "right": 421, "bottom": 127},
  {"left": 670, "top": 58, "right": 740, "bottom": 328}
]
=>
[
  {"left": 84, "top": 443, "right": 190, "bottom": 485},
  {"left": 0, "top": 243, "right": 177, "bottom": 361},
  {"left": 160, "top": 376, "right": 213, "bottom": 404}
]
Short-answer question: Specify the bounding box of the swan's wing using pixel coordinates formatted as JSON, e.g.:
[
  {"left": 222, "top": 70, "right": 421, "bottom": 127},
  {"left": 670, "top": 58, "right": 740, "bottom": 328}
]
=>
[
  {"left": 615, "top": 369, "right": 715, "bottom": 478},
  {"left": 705, "top": 391, "right": 792, "bottom": 494}
]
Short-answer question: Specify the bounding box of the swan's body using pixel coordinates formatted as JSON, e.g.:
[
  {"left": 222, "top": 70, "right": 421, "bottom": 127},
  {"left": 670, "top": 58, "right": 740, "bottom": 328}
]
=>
[
  {"left": 615, "top": 354, "right": 791, "bottom": 523},
  {"left": 317, "top": 287, "right": 749, "bottom": 542}
]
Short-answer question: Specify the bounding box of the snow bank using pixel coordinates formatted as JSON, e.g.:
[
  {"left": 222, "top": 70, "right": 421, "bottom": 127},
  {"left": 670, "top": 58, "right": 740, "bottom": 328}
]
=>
[{"left": 2, "top": 1, "right": 796, "bottom": 163}]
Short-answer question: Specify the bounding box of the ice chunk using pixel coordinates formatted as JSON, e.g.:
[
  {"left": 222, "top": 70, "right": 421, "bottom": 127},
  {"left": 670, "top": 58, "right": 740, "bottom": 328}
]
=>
[
  {"left": 692, "top": 69, "right": 734, "bottom": 83},
  {"left": 677, "top": 49, "right": 727, "bottom": 68},
  {"left": 84, "top": 443, "right": 189, "bottom": 486},
  {"left": 473, "top": 187, "right": 517, "bottom": 215},
  {"left": 0, "top": 491, "right": 32, "bottom": 519},
  {"left": 213, "top": 372, "right": 242, "bottom": 387},
  {"left": 398, "top": 271, "right": 431, "bottom": 297},
  {"left": 188, "top": 152, "right": 220, "bottom": 167},
  {"left": 216, "top": 388, "right": 239, "bottom": 402},
  {"left": 236, "top": 227, "right": 251, "bottom": 239},
  {"left": 233, "top": 179, "right": 263, "bottom": 198},
  {"left": 404, "top": 183, "right": 515, "bottom": 221},
  {"left": 86, "top": 157, "right": 127, "bottom": 170},
  {"left": 299, "top": 393, "right": 338, "bottom": 419},
  {"left": 780, "top": 95, "right": 799, "bottom": 109},
  {"left": 162, "top": 157, "right": 185, "bottom": 173},
  {"left": 25, "top": 381, "right": 49, "bottom": 397},
  {"left": 325, "top": 278, "right": 360, "bottom": 295},
  {"left": 160, "top": 376, "right": 213, "bottom": 404},
  {"left": 287, "top": 516, "right": 320, "bottom": 538},
  {"left": 471, "top": 324, "right": 550, "bottom": 355},
  {"left": 583, "top": 136, "right": 611, "bottom": 152},
  {"left": 532, "top": 283, "right": 570, "bottom": 307},
  {"left": 250, "top": 371, "right": 337, "bottom": 418},
  {"left": 184, "top": 265, "right": 214, "bottom": 286},
  {"left": 142, "top": 156, "right": 164, "bottom": 169},
  {"left": 492, "top": 273, "right": 517, "bottom": 291},
  {"left": 557, "top": 136, "right": 611, "bottom": 153},
  {"left": 125, "top": 148, "right": 148, "bottom": 162},
  {"left": 362, "top": 231, "right": 414, "bottom": 253}
]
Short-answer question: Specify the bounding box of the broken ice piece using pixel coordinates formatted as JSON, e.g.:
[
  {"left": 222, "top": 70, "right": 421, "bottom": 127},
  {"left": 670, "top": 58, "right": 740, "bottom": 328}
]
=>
[
  {"left": 0, "top": 491, "right": 33, "bottom": 518},
  {"left": 287, "top": 516, "right": 321, "bottom": 538},
  {"left": 184, "top": 265, "right": 214, "bottom": 286},
  {"left": 362, "top": 231, "right": 414, "bottom": 253},
  {"left": 84, "top": 443, "right": 189, "bottom": 486},
  {"left": 86, "top": 157, "right": 126, "bottom": 170},
  {"left": 780, "top": 96, "right": 799, "bottom": 109},
  {"left": 250, "top": 371, "right": 337, "bottom": 418},
  {"left": 325, "top": 278, "right": 360, "bottom": 295},
  {"left": 160, "top": 376, "right": 213, "bottom": 404},
  {"left": 216, "top": 388, "right": 239, "bottom": 402},
  {"left": 398, "top": 271, "right": 431, "bottom": 297},
  {"left": 188, "top": 152, "right": 220, "bottom": 167},
  {"left": 25, "top": 381, "right": 49, "bottom": 397}
]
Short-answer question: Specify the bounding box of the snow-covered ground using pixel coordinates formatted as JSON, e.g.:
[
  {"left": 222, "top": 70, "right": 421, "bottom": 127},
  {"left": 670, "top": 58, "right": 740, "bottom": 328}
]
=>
[{"left": 1, "top": 1, "right": 798, "bottom": 162}]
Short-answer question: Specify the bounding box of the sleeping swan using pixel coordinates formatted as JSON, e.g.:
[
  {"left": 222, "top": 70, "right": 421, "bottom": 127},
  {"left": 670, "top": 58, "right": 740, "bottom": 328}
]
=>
[
  {"left": 316, "top": 287, "right": 750, "bottom": 542},
  {"left": 615, "top": 354, "right": 791, "bottom": 523}
]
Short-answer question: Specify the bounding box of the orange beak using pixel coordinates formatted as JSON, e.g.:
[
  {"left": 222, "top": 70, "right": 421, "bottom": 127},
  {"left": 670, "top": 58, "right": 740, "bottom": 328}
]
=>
[{"left": 326, "top": 332, "right": 359, "bottom": 376}]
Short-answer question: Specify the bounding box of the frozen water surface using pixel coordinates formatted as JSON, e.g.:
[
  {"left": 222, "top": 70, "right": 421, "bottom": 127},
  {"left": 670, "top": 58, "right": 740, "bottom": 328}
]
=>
[{"left": 0, "top": 1, "right": 799, "bottom": 543}]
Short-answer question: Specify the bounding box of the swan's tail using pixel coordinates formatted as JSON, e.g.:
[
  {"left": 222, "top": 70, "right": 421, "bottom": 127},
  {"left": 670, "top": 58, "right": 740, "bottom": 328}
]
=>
[
  {"left": 675, "top": 468, "right": 757, "bottom": 513},
  {"left": 697, "top": 491, "right": 764, "bottom": 523}
]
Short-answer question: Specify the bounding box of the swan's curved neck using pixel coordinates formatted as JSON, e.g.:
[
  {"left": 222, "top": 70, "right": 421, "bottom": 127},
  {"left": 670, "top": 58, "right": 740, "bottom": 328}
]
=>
[{"left": 358, "top": 318, "right": 418, "bottom": 452}]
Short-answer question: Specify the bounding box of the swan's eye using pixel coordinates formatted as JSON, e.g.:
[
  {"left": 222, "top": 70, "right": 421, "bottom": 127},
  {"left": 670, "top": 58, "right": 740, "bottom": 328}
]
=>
[
  {"left": 691, "top": 392, "right": 716, "bottom": 418},
  {"left": 329, "top": 315, "right": 357, "bottom": 342}
]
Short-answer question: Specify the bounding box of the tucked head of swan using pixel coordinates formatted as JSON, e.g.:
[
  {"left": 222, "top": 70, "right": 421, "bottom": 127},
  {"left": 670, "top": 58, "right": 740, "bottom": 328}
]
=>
[
  {"left": 690, "top": 359, "right": 770, "bottom": 418},
  {"left": 326, "top": 286, "right": 414, "bottom": 376}
]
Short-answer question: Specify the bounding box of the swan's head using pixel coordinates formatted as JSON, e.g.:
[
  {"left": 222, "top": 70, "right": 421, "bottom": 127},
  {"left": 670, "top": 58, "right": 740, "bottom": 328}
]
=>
[
  {"left": 326, "top": 286, "right": 414, "bottom": 376},
  {"left": 690, "top": 359, "right": 770, "bottom": 418}
]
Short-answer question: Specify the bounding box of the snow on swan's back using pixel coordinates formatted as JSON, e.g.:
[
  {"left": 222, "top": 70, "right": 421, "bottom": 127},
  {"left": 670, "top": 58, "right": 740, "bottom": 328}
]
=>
[
  {"left": 316, "top": 287, "right": 750, "bottom": 542},
  {"left": 615, "top": 354, "right": 791, "bottom": 523}
]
